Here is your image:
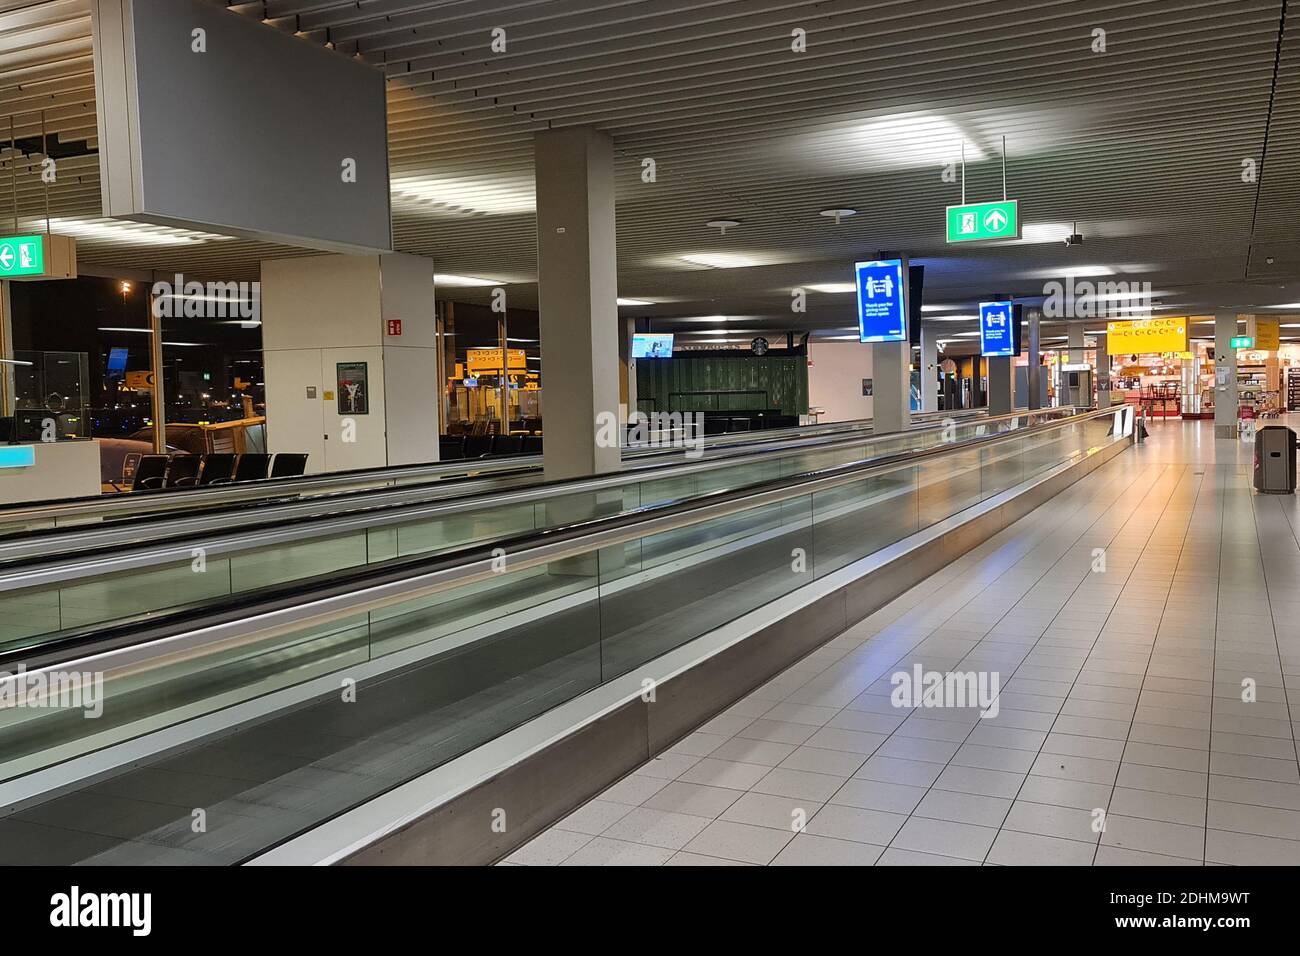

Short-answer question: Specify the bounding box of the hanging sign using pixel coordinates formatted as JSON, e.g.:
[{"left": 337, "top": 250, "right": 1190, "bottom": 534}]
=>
[{"left": 1105, "top": 317, "right": 1189, "bottom": 354}]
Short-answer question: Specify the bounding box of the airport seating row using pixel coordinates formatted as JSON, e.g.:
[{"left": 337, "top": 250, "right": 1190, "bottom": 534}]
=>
[
  {"left": 127, "top": 452, "right": 309, "bottom": 492},
  {"left": 439, "top": 434, "right": 543, "bottom": 460}
]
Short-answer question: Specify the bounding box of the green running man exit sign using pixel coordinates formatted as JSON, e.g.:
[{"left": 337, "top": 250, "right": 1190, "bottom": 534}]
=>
[
  {"left": 0, "top": 234, "right": 77, "bottom": 280},
  {"left": 946, "top": 200, "right": 1020, "bottom": 242},
  {"left": 0, "top": 235, "right": 45, "bottom": 277}
]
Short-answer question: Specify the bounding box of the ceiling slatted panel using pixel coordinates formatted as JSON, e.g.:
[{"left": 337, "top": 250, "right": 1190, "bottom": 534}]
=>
[{"left": 0, "top": 0, "right": 1296, "bottom": 339}]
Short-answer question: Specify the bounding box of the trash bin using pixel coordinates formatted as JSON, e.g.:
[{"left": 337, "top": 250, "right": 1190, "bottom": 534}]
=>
[{"left": 1254, "top": 426, "right": 1297, "bottom": 494}]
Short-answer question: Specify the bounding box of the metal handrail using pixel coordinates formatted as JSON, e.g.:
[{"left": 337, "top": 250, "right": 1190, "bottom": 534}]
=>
[
  {"left": 0, "top": 407, "right": 1072, "bottom": 578},
  {"left": 18, "top": 405, "right": 1128, "bottom": 678}
]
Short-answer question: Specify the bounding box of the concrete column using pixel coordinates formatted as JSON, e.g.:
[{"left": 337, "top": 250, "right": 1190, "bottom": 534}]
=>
[
  {"left": 872, "top": 340, "right": 910, "bottom": 433},
  {"left": 1096, "top": 333, "right": 1111, "bottom": 408},
  {"left": 535, "top": 126, "right": 621, "bottom": 480},
  {"left": 1214, "top": 310, "right": 1239, "bottom": 439},
  {"left": 1067, "top": 321, "right": 1085, "bottom": 356},
  {"left": 987, "top": 356, "right": 1013, "bottom": 415},
  {"left": 1027, "top": 311, "right": 1043, "bottom": 410},
  {"left": 618, "top": 316, "right": 637, "bottom": 425},
  {"left": 261, "top": 252, "right": 438, "bottom": 474},
  {"left": 919, "top": 324, "right": 939, "bottom": 414},
  {"left": 1, "top": 280, "right": 16, "bottom": 417}
]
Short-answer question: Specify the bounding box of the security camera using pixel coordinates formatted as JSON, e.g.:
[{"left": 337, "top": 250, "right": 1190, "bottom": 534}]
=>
[{"left": 1064, "top": 232, "right": 1084, "bottom": 247}]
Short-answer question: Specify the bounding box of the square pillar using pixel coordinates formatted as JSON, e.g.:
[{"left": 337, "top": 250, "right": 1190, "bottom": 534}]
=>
[
  {"left": 1027, "top": 311, "right": 1043, "bottom": 409},
  {"left": 987, "top": 356, "right": 1013, "bottom": 415},
  {"left": 535, "top": 126, "right": 621, "bottom": 480},
  {"left": 919, "top": 324, "right": 939, "bottom": 413},
  {"left": 261, "top": 252, "right": 438, "bottom": 474},
  {"left": 1096, "top": 333, "right": 1110, "bottom": 407},
  {"left": 872, "top": 340, "right": 910, "bottom": 433},
  {"left": 1214, "top": 310, "right": 1239, "bottom": 438}
]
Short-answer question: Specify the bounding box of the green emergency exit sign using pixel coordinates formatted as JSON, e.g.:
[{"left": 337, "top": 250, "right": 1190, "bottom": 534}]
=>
[
  {"left": 946, "top": 200, "right": 1020, "bottom": 242},
  {"left": 1231, "top": 336, "right": 1254, "bottom": 349},
  {"left": 0, "top": 235, "right": 46, "bottom": 277}
]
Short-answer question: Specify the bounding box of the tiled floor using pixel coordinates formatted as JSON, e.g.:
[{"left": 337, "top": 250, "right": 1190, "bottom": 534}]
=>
[{"left": 508, "top": 416, "right": 1300, "bottom": 865}]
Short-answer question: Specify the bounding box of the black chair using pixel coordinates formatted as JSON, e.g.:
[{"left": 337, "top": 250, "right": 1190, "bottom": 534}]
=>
[
  {"left": 165, "top": 455, "right": 202, "bottom": 487},
  {"left": 521, "top": 435, "right": 543, "bottom": 456},
  {"left": 197, "top": 453, "right": 237, "bottom": 485},
  {"left": 232, "top": 453, "right": 271, "bottom": 482},
  {"left": 270, "top": 453, "right": 309, "bottom": 478},
  {"left": 0, "top": 417, "right": 14, "bottom": 443},
  {"left": 130, "top": 454, "right": 170, "bottom": 492},
  {"left": 464, "top": 435, "right": 494, "bottom": 458},
  {"left": 728, "top": 418, "right": 752, "bottom": 432},
  {"left": 439, "top": 435, "right": 466, "bottom": 460},
  {"left": 491, "top": 434, "right": 524, "bottom": 457}
]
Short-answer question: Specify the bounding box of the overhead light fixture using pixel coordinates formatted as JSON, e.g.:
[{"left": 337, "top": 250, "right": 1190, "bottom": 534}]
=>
[
  {"left": 680, "top": 253, "right": 757, "bottom": 269},
  {"left": 921, "top": 304, "right": 966, "bottom": 313},
  {"left": 97, "top": 327, "right": 153, "bottom": 333},
  {"left": 392, "top": 175, "right": 535, "bottom": 216},
  {"left": 706, "top": 219, "right": 741, "bottom": 235},
  {"left": 617, "top": 297, "right": 652, "bottom": 306},
  {"left": 44, "top": 217, "right": 225, "bottom": 245},
  {"left": 819, "top": 208, "right": 857, "bottom": 225},
  {"left": 806, "top": 282, "right": 856, "bottom": 293},
  {"left": 796, "top": 113, "right": 986, "bottom": 171},
  {"left": 435, "top": 274, "right": 504, "bottom": 287}
]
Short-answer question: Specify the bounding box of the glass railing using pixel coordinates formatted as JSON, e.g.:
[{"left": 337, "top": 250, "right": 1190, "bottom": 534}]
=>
[
  {"left": 0, "top": 410, "right": 1076, "bottom": 651},
  {"left": 0, "top": 408, "right": 993, "bottom": 537},
  {"left": 0, "top": 405, "right": 1132, "bottom": 863}
]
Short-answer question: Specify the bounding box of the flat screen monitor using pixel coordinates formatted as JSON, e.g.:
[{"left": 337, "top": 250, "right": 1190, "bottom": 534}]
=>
[
  {"left": 106, "top": 347, "right": 129, "bottom": 382},
  {"left": 855, "top": 258, "right": 908, "bottom": 343},
  {"left": 632, "top": 333, "right": 674, "bottom": 359}
]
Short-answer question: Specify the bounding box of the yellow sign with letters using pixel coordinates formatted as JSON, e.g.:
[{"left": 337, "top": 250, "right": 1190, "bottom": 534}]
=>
[
  {"left": 467, "top": 348, "right": 527, "bottom": 375},
  {"left": 1252, "top": 318, "right": 1280, "bottom": 350},
  {"left": 1105, "top": 317, "right": 1189, "bottom": 355}
]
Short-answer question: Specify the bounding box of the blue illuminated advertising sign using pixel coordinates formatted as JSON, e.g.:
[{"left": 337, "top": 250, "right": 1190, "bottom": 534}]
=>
[
  {"left": 855, "top": 258, "right": 908, "bottom": 343},
  {"left": 979, "top": 301, "right": 1016, "bottom": 357}
]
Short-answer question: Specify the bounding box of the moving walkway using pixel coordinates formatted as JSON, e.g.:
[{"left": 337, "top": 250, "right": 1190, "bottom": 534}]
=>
[
  {"left": 0, "top": 409, "right": 1076, "bottom": 654},
  {"left": 0, "top": 405, "right": 1132, "bottom": 865},
  {"left": 0, "top": 408, "right": 984, "bottom": 537}
]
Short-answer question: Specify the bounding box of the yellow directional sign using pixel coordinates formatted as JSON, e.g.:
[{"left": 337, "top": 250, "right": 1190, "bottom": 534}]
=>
[
  {"left": 1105, "top": 317, "right": 1188, "bottom": 355},
  {"left": 467, "top": 348, "right": 527, "bottom": 374},
  {"left": 1251, "top": 317, "right": 1280, "bottom": 350}
]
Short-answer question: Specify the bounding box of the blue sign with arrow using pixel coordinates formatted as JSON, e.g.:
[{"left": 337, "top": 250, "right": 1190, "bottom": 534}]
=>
[
  {"left": 979, "top": 302, "right": 1016, "bottom": 357},
  {"left": 855, "top": 258, "right": 908, "bottom": 343}
]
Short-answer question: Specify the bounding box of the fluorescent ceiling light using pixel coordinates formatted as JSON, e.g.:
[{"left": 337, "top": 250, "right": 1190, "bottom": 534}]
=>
[
  {"left": 921, "top": 304, "right": 966, "bottom": 312},
  {"left": 436, "top": 274, "right": 503, "bottom": 287},
  {"left": 45, "top": 217, "right": 227, "bottom": 245},
  {"left": 98, "top": 327, "right": 152, "bottom": 333},
  {"left": 926, "top": 314, "right": 978, "bottom": 322},
  {"left": 392, "top": 175, "right": 535, "bottom": 216},
  {"left": 799, "top": 113, "right": 985, "bottom": 170},
  {"left": 617, "top": 298, "right": 652, "bottom": 306},
  {"left": 1013, "top": 222, "right": 1074, "bottom": 244},
  {"left": 1263, "top": 303, "right": 1300, "bottom": 309},
  {"left": 1060, "top": 265, "right": 1116, "bottom": 278},
  {"left": 679, "top": 253, "right": 759, "bottom": 269},
  {"left": 806, "top": 282, "right": 856, "bottom": 294}
]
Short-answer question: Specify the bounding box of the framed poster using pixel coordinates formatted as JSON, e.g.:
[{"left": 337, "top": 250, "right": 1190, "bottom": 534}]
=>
[{"left": 336, "top": 362, "right": 369, "bottom": 415}]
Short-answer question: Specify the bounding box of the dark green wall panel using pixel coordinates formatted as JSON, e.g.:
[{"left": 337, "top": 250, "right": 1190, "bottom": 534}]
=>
[{"left": 636, "top": 356, "right": 808, "bottom": 416}]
